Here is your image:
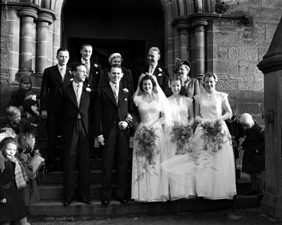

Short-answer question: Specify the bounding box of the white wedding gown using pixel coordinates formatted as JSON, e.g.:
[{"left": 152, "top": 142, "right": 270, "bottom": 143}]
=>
[
  {"left": 131, "top": 97, "right": 169, "bottom": 202},
  {"left": 162, "top": 91, "right": 237, "bottom": 200}
]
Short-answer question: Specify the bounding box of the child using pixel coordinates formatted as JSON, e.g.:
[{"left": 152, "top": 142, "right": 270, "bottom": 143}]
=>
[
  {"left": 0, "top": 137, "right": 30, "bottom": 225},
  {"left": 239, "top": 113, "right": 265, "bottom": 196},
  {"left": 0, "top": 106, "right": 37, "bottom": 137},
  {"left": 16, "top": 133, "right": 40, "bottom": 207},
  {"left": 24, "top": 91, "right": 37, "bottom": 101},
  {"left": 22, "top": 98, "right": 42, "bottom": 129},
  {"left": 9, "top": 75, "right": 32, "bottom": 108}
]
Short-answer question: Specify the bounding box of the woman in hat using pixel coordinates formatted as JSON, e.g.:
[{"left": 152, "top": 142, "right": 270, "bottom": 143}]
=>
[
  {"left": 174, "top": 58, "right": 200, "bottom": 99},
  {"left": 9, "top": 76, "right": 32, "bottom": 109}
]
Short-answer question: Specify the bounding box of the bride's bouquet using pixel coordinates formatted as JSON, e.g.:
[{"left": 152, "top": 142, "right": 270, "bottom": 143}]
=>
[
  {"left": 134, "top": 125, "right": 159, "bottom": 165},
  {"left": 200, "top": 119, "right": 227, "bottom": 152},
  {"left": 170, "top": 123, "right": 194, "bottom": 155}
]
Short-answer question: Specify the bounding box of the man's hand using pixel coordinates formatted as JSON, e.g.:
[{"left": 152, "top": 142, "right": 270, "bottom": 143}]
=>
[
  {"left": 118, "top": 121, "right": 128, "bottom": 130},
  {"left": 41, "top": 110, "right": 48, "bottom": 119},
  {"left": 97, "top": 135, "right": 105, "bottom": 146}
]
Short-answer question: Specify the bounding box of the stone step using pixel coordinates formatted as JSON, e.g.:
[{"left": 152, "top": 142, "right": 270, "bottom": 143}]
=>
[
  {"left": 38, "top": 170, "right": 132, "bottom": 184},
  {"left": 29, "top": 195, "right": 262, "bottom": 217}
]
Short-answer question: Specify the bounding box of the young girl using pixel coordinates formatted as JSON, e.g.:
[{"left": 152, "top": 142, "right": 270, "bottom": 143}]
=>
[
  {"left": 0, "top": 137, "right": 30, "bottom": 225},
  {"left": 161, "top": 77, "right": 195, "bottom": 200},
  {"left": 16, "top": 133, "right": 40, "bottom": 207}
]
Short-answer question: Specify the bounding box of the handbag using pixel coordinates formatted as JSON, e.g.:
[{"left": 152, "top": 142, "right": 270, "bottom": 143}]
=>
[{"left": 28, "top": 153, "right": 45, "bottom": 173}]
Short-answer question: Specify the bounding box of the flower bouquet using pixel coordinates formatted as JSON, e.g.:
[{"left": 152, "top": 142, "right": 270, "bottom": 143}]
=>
[
  {"left": 200, "top": 120, "right": 227, "bottom": 152},
  {"left": 134, "top": 125, "right": 159, "bottom": 165},
  {"left": 170, "top": 123, "right": 194, "bottom": 155}
]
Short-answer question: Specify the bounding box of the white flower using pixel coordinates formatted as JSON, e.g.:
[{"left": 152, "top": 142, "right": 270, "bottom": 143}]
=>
[
  {"left": 94, "top": 64, "right": 98, "bottom": 67},
  {"left": 123, "top": 88, "right": 129, "bottom": 93},
  {"left": 158, "top": 73, "right": 162, "bottom": 76},
  {"left": 85, "top": 87, "right": 92, "bottom": 92},
  {"left": 158, "top": 68, "right": 162, "bottom": 72}
]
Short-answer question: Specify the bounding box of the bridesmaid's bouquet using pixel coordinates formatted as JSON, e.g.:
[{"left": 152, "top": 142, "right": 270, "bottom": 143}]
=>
[
  {"left": 200, "top": 119, "right": 227, "bottom": 152},
  {"left": 170, "top": 123, "right": 194, "bottom": 155},
  {"left": 134, "top": 126, "right": 159, "bottom": 165}
]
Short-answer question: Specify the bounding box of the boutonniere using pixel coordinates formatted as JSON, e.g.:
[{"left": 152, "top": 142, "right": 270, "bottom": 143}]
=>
[
  {"left": 158, "top": 67, "right": 162, "bottom": 72},
  {"left": 69, "top": 71, "right": 72, "bottom": 75},
  {"left": 94, "top": 63, "right": 98, "bottom": 68},
  {"left": 123, "top": 88, "right": 129, "bottom": 93},
  {"left": 70, "top": 78, "right": 73, "bottom": 81},
  {"left": 85, "top": 85, "right": 92, "bottom": 92},
  {"left": 124, "top": 98, "right": 128, "bottom": 101}
]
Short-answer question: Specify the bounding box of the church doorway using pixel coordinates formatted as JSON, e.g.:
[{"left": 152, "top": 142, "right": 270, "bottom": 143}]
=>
[{"left": 62, "top": 0, "right": 164, "bottom": 84}]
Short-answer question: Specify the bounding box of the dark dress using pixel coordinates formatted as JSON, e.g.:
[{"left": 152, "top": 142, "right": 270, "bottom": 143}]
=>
[
  {"left": 242, "top": 123, "right": 265, "bottom": 174},
  {"left": 9, "top": 89, "right": 29, "bottom": 108},
  {"left": 0, "top": 160, "right": 27, "bottom": 223}
]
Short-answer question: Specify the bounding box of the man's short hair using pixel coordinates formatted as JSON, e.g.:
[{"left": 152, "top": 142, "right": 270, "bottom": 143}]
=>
[
  {"left": 6, "top": 106, "right": 21, "bottom": 117},
  {"left": 80, "top": 43, "right": 92, "bottom": 50},
  {"left": 148, "top": 47, "right": 161, "bottom": 57},
  {"left": 71, "top": 63, "right": 86, "bottom": 72},
  {"left": 110, "top": 64, "right": 122, "bottom": 71},
  {"left": 56, "top": 48, "right": 69, "bottom": 56}
]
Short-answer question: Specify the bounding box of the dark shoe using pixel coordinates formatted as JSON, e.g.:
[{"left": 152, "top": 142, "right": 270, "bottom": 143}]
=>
[
  {"left": 101, "top": 198, "right": 110, "bottom": 206},
  {"left": 63, "top": 200, "right": 72, "bottom": 206},
  {"left": 244, "top": 190, "right": 259, "bottom": 195},
  {"left": 116, "top": 197, "right": 128, "bottom": 204},
  {"left": 77, "top": 198, "right": 92, "bottom": 205}
]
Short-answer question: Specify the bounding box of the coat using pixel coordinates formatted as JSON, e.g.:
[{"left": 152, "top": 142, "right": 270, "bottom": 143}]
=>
[{"left": 241, "top": 123, "right": 265, "bottom": 174}]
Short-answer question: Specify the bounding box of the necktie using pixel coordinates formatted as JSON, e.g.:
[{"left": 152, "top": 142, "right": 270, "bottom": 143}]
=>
[
  {"left": 84, "top": 61, "right": 90, "bottom": 77},
  {"left": 112, "top": 84, "right": 119, "bottom": 103},
  {"left": 149, "top": 65, "right": 155, "bottom": 74},
  {"left": 76, "top": 83, "right": 82, "bottom": 105},
  {"left": 60, "top": 67, "right": 65, "bottom": 81}
]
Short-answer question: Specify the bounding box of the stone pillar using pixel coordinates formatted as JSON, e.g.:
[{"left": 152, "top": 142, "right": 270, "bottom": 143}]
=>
[
  {"left": 175, "top": 21, "right": 190, "bottom": 61},
  {"left": 257, "top": 17, "right": 282, "bottom": 221},
  {"left": 192, "top": 20, "right": 208, "bottom": 80},
  {"left": 18, "top": 8, "right": 38, "bottom": 76},
  {"left": 36, "top": 11, "right": 53, "bottom": 76}
]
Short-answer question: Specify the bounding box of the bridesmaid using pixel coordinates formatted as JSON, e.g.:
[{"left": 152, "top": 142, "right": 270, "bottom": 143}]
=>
[{"left": 162, "top": 77, "right": 195, "bottom": 200}]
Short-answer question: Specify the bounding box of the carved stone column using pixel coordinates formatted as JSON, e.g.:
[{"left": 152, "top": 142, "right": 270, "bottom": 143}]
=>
[
  {"left": 174, "top": 19, "right": 190, "bottom": 61},
  {"left": 257, "top": 17, "right": 282, "bottom": 221},
  {"left": 36, "top": 10, "right": 53, "bottom": 76},
  {"left": 18, "top": 8, "right": 38, "bottom": 76},
  {"left": 192, "top": 20, "right": 208, "bottom": 80}
]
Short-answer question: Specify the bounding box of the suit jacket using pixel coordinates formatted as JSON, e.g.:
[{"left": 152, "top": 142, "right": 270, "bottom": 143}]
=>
[
  {"left": 98, "top": 66, "right": 134, "bottom": 94},
  {"left": 55, "top": 83, "right": 91, "bottom": 135},
  {"left": 0, "top": 118, "right": 37, "bottom": 136},
  {"left": 40, "top": 65, "right": 72, "bottom": 114},
  {"left": 93, "top": 84, "right": 136, "bottom": 141},
  {"left": 138, "top": 64, "right": 170, "bottom": 96}
]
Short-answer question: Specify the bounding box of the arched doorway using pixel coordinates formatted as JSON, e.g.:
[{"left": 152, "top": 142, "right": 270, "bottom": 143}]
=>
[{"left": 62, "top": 0, "right": 165, "bottom": 83}]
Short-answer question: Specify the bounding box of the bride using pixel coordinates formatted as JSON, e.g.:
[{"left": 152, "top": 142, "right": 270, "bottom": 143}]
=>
[{"left": 131, "top": 74, "right": 171, "bottom": 202}]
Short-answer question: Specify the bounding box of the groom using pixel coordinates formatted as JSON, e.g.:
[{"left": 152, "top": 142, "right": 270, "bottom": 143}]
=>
[{"left": 93, "top": 64, "right": 136, "bottom": 206}]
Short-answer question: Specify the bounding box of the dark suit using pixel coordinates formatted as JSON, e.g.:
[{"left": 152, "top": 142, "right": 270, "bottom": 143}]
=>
[
  {"left": 40, "top": 65, "right": 72, "bottom": 164},
  {"left": 98, "top": 67, "right": 134, "bottom": 95},
  {"left": 93, "top": 84, "right": 136, "bottom": 200},
  {"left": 138, "top": 64, "right": 170, "bottom": 96},
  {"left": 55, "top": 82, "right": 91, "bottom": 202}
]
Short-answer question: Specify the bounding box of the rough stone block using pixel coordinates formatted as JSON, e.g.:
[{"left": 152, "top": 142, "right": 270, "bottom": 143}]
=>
[
  {"left": 217, "top": 79, "right": 238, "bottom": 91},
  {"left": 217, "top": 46, "right": 228, "bottom": 59},
  {"left": 228, "top": 46, "right": 239, "bottom": 60},
  {"left": 215, "top": 32, "right": 238, "bottom": 45},
  {"left": 216, "top": 60, "right": 238, "bottom": 74},
  {"left": 266, "top": 24, "right": 278, "bottom": 41},
  {"left": 238, "top": 61, "right": 259, "bottom": 78},
  {"left": 238, "top": 47, "right": 258, "bottom": 61},
  {"left": 237, "top": 103, "right": 262, "bottom": 115},
  {"left": 262, "top": 0, "right": 282, "bottom": 8}
]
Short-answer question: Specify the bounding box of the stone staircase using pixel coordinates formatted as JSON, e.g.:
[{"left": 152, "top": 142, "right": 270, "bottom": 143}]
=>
[{"left": 29, "top": 137, "right": 262, "bottom": 218}]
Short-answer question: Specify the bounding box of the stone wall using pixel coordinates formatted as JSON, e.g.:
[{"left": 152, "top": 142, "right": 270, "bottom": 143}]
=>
[{"left": 213, "top": 0, "right": 282, "bottom": 124}]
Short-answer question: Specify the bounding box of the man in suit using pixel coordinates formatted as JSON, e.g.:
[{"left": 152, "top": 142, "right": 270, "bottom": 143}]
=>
[
  {"left": 94, "top": 64, "right": 136, "bottom": 206},
  {"left": 98, "top": 53, "right": 134, "bottom": 95},
  {"left": 40, "top": 48, "right": 72, "bottom": 172},
  {"left": 55, "top": 63, "right": 92, "bottom": 206},
  {"left": 138, "top": 47, "right": 170, "bottom": 96},
  {"left": 78, "top": 43, "right": 101, "bottom": 91}
]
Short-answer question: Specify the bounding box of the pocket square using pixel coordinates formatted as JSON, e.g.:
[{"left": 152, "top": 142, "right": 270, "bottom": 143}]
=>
[{"left": 158, "top": 73, "right": 162, "bottom": 76}]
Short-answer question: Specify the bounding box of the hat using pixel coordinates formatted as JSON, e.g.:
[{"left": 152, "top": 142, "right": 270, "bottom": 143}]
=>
[
  {"left": 108, "top": 53, "right": 122, "bottom": 64},
  {"left": 174, "top": 58, "right": 191, "bottom": 73},
  {"left": 22, "top": 99, "right": 37, "bottom": 116}
]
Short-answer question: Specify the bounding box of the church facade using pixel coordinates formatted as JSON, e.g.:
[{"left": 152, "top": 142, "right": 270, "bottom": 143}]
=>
[{"left": 1, "top": 0, "right": 282, "bottom": 121}]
